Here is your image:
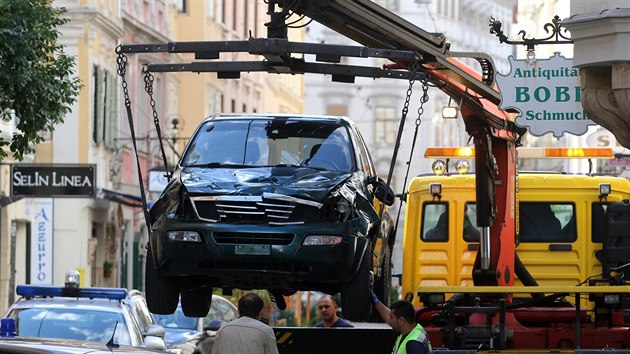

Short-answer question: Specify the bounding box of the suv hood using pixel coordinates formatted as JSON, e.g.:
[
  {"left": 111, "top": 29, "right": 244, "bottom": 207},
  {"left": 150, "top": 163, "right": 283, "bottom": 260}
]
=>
[{"left": 181, "top": 167, "right": 352, "bottom": 200}]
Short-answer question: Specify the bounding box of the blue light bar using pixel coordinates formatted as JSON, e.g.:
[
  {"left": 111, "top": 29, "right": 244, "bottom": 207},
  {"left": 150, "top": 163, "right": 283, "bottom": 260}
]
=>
[{"left": 16, "top": 285, "right": 127, "bottom": 300}]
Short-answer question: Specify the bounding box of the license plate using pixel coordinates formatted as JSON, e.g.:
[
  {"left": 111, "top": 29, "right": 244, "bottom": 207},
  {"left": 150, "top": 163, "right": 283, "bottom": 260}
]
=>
[{"left": 235, "top": 244, "right": 271, "bottom": 255}]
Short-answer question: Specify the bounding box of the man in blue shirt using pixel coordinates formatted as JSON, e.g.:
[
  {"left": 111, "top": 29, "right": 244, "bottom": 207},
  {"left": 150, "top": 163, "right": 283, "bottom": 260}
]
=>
[{"left": 314, "top": 295, "right": 354, "bottom": 328}]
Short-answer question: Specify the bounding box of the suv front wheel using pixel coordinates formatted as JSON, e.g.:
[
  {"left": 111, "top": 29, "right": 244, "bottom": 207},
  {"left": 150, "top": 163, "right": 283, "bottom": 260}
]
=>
[
  {"left": 340, "top": 245, "right": 372, "bottom": 322},
  {"left": 145, "top": 249, "right": 180, "bottom": 314}
]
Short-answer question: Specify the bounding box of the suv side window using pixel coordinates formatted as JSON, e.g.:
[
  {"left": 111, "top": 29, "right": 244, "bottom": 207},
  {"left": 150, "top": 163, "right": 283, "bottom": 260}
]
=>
[
  {"left": 353, "top": 126, "right": 376, "bottom": 177},
  {"left": 519, "top": 202, "right": 576, "bottom": 242},
  {"left": 422, "top": 202, "right": 448, "bottom": 242}
]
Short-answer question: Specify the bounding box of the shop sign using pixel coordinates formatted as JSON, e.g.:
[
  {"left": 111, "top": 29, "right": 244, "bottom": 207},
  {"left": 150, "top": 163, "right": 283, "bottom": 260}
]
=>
[
  {"left": 27, "top": 198, "right": 54, "bottom": 284},
  {"left": 11, "top": 164, "right": 96, "bottom": 197},
  {"left": 496, "top": 52, "right": 596, "bottom": 137}
]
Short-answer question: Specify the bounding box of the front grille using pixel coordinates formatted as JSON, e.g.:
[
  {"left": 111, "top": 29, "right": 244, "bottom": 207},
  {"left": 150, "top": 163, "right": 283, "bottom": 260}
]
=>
[
  {"left": 190, "top": 193, "right": 322, "bottom": 225},
  {"left": 213, "top": 232, "right": 294, "bottom": 245}
]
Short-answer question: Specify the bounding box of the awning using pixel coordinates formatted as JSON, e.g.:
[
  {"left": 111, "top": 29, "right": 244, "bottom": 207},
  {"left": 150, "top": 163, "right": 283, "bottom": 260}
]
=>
[{"left": 96, "top": 188, "right": 144, "bottom": 208}]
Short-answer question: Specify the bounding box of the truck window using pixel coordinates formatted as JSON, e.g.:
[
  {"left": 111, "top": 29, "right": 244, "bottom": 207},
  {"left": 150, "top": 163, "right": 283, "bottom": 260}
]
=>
[
  {"left": 591, "top": 202, "right": 608, "bottom": 243},
  {"left": 422, "top": 202, "right": 448, "bottom": 242},
  {"left": 519, "top": 202, "right": 576, "bottom": 242},
  {"left": 463, "top": 203, "right": 481, "bottom": 242}
]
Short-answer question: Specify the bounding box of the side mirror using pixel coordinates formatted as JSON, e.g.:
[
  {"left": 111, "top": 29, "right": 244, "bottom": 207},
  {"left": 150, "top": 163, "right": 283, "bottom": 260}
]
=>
[
  {"left": 373, "top": 179, "right": 395, "bottom": 206},
  {"left": 204, "top": 319, "right": 225, "bottom": 331},
  {"left": 146, "top": 324, "right": 165, "bottom": 338},
  {"left": 143, "top": 336, "right": 166, "bottom": 351}
]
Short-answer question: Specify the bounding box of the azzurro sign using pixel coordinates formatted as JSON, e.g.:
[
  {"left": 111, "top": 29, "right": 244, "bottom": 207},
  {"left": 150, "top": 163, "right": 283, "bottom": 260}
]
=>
[{"left": 496, "top": 52, "right": 596, "bottom": 137}]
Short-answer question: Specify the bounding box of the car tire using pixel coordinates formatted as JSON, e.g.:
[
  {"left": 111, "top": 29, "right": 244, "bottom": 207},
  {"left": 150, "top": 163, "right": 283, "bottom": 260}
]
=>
[
  {"left": 181, "top": 285, "right": 213, "bottom": 317},
  {"left": 145, "top": 249, "right": 180, "bottom": 314},
  {"left": 370, "top": 244, "right": 392, "bottom": 322},
  {"left": 341, "top": 245, "right": 372, "bottom": 322}
]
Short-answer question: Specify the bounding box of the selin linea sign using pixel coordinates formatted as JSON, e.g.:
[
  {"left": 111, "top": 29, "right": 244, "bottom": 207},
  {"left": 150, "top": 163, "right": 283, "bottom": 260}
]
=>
[
  {"left": 496, "top": 52, "right": 596, "bottom": 137},
  {"left": 11, "top": 164, "right": 96, "bottom": 197}
]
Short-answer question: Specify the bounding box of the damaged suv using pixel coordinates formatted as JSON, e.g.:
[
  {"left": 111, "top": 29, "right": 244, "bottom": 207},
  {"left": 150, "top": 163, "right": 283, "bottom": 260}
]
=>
[{"left": 147, "top": 114, "right": 395, "bottom": 322}]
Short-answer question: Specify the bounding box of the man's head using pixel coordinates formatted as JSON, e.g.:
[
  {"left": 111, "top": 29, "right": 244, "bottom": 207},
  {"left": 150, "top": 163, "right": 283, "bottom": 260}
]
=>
[
  {"left": 316, "top": 295, "right": 339, "bottom": 326},
  {"left": 238, "top": 293, "right": 265, "bottom": 319},
  {"left": 387, "top": 300, "right": 416, "bottom": 334}
]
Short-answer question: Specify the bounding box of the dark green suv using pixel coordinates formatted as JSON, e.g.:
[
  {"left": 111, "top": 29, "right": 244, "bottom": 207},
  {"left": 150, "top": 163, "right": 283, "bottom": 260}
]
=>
[{"left": 147, "top": 114, "right": 395, "bottom": 322}]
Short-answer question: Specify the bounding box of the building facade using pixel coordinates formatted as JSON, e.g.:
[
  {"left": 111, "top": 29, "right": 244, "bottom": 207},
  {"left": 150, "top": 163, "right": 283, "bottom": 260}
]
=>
[
  {"left": 0, "top": 0, "right": 304, "bottom": 313},
  {"left": 302, "top": 0, "right": 517, "bottom": 275}
]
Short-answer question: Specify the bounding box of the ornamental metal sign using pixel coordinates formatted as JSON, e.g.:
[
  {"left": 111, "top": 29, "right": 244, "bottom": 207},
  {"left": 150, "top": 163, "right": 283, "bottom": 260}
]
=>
[
  {"left": 496, "top": 52, "right": 596, "bottom": 137},
  {"left": 11, "top": 164, "right": 96, "bottom": 197}
]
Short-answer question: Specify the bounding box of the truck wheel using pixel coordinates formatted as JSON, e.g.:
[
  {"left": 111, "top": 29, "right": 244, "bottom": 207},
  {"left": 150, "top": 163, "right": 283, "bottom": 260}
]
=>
[
  {"left": 370, "top": 245, "right": 392, "bottom": 322},
  {"left": 341, "top": 247, "right": 372, "bottom": 322},
  {"left": 145, "top": 250, "right": 180, "bottom": 314},
  {"left": 181, "top": 285, "right": 213, "bottom": 317}
]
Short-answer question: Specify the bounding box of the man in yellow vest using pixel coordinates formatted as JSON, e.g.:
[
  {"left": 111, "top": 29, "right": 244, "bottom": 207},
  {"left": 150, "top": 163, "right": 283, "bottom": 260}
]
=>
[{"left": 371, "top": 292, "right": 432, "bottom": 354}]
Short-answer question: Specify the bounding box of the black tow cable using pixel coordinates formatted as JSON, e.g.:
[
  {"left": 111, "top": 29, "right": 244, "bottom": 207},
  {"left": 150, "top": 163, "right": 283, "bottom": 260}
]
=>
[
  {"left": 115, "top": 45, "right": 153, "bottom": 251},
  {"left": 377, "top": 58, "right": 420, "bottom": 243},
  {"left": 395, "top": 80, "right": 429, "bottom": 233}
]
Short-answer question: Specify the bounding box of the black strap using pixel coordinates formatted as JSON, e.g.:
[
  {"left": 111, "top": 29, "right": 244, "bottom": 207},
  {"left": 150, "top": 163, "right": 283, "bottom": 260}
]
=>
[{"left": 116, "top": 46, "right": 152, "bottom": 235}]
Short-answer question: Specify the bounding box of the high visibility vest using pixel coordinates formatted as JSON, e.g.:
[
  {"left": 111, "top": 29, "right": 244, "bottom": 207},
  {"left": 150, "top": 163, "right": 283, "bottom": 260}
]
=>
[{"left": 392, "top": 324, "right": 432, "bottom": 354}]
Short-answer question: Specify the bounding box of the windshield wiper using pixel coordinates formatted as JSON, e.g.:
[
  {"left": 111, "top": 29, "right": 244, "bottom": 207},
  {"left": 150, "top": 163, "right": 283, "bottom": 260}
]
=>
[
  {"left": 184, "top": 162, "right": 248, "bottom": 168},
  {"left": 268, "top": 164, "right": 302, "bottom": 168}
]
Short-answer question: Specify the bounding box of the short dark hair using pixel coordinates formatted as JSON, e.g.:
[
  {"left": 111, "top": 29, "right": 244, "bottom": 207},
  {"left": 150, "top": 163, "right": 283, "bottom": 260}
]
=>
[
  {"left": 390, "top": 300, "right": 415, "bottom": 324},
  {"left": 238, "top": 292, "right": 264, "bottom": 318}
]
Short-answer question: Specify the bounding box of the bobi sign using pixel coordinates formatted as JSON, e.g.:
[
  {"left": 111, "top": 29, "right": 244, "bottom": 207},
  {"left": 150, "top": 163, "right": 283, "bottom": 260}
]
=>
[{"left": 496, "top": 52, "right": 596, "bottom": 137}]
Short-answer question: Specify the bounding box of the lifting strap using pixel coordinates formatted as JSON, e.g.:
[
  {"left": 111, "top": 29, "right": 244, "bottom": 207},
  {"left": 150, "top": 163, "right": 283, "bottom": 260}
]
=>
[
  {"left": 115, "top": 46, "right": 152, "bottom": 230},
  {"left": 115, "top": 46, "right": 172, "bottom": 251}
]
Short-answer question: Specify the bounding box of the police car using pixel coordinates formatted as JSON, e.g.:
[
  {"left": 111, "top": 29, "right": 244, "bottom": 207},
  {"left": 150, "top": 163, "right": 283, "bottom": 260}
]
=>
[
  {"left": 0, "top": 336, "right": 167, "bottom": 354},
  {"left": 1, "top": 270, "right": 166, "bottom": 351}
]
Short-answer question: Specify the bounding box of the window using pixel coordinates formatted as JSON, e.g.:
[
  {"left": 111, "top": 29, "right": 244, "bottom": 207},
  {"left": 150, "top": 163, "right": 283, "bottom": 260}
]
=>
[
  {"left": 422, "top": 203, "right": 448, "bottom": 242},
  {"left": 463, "top": 203, "right": 481, "bottom": 242},
  {"left": 325, "top": 104, "right": 347, "bottom": 117},
  {"left": 518, "top": 202, "right": 576, "bottom": 242},
  {"left": 181, "top": 119, "right": 355, "bottom": 172},
  {"left": 11, "top": 308, "right": 131, "bottom": 345},
  {"left": 592, "top": 202, "right": 608, "bottom": 243},
  {"left": 92, "top": 66, "right": 118, "bottom": 148},
  {"left": 374, "top": 107, "right": 397, "bottom": 145}
]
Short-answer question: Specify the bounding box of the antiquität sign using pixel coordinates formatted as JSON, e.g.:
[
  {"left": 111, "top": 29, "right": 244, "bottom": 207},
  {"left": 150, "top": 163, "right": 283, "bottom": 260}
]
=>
[{"left": 496, "top": 52, "right": 596, "bottom": 137}]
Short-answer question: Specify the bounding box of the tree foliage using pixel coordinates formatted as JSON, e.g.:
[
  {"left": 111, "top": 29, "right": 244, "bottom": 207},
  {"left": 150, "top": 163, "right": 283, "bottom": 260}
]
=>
[{"left": 0, "top": 0, "right": 81, "bottom": 161}]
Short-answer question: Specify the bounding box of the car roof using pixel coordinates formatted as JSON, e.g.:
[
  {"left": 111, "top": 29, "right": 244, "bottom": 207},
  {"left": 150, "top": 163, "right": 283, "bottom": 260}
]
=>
[
  {"left": 203, "top": 113, "right": 353, "bottom": 126},
  {"left": 0, "top": 337, "right": 163, "bottom": 353},
  {"left": 7, "top": 297, "right": 126, "bottom": 313}
]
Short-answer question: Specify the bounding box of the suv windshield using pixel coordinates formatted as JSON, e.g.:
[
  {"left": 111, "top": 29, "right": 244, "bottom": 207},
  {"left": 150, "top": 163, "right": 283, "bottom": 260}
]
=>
[{"left": 181, "top": 119, "right": 355, "bottom": 172}]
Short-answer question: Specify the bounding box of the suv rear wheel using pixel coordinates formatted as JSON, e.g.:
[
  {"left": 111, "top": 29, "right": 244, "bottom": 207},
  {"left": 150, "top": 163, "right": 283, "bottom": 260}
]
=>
[
  {"left": 181, "top": 285, "right": 213, "bottom": 317},
  {"left": 145, "top": 250, "right": 180, "bottom": 314},
  {"left": 370, "top": 245, "right": 392, "bottom": 322},
  {"left": 341, "top": 246, "right": 372, "bottom": 322}
]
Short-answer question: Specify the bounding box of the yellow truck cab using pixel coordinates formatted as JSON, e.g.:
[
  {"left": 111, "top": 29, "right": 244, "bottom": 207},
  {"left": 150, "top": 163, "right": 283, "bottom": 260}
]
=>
[{"left": 402, "top": 147, "right": 630, "bottom": 305}]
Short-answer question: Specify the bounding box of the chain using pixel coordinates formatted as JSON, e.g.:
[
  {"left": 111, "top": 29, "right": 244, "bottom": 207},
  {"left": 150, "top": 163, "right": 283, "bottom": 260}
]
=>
[
  {"left": 143, "top": 67, "right": 160, "bottom": 127},
  {"left": 142, "top": 66, "right": 171, "bottom": 180},
  {"left": 116, "top": 47, "right": 131, "bottom": 108},
  {"left": 115, "top": 45, "right": 153, "bottom": 250},
  {"left": 416, "top": 80, "right": 429, "bottom": 127},
  {"left": 400, "top": 60, "right": 420, "bottom": 122},
  {"left": 394, "top": 78, "right": 430, "bottom": 233}
]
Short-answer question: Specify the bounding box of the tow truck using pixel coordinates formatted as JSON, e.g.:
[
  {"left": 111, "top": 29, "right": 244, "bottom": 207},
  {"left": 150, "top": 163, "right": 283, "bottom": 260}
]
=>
[{"left": 117, "top": 0, "right": 630, "bottom": 352}]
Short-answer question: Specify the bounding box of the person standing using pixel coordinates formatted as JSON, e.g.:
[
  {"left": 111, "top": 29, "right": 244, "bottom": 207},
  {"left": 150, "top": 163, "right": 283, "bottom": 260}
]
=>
[
  {"left": 211, "top": 293, "right": 279, "bottom": 354},
  {"left": 371, "top": 292, "right": 432, "bottom": 354},
  {"left": 314, "top": 294, "right": 354, "bottom": 328}
]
